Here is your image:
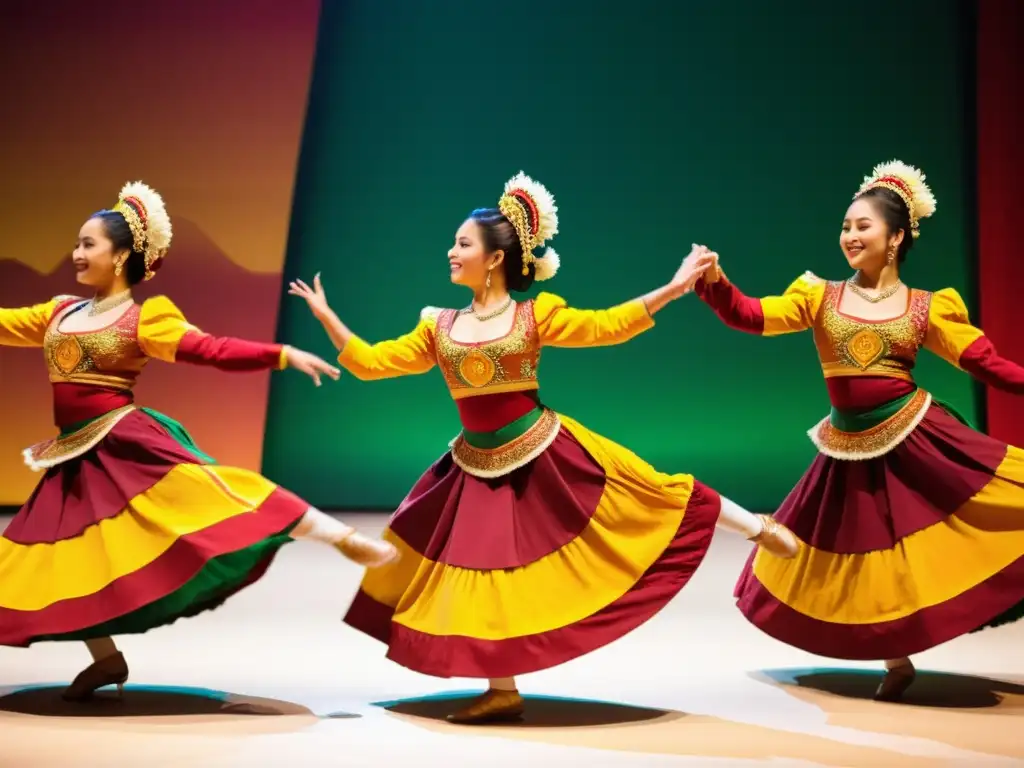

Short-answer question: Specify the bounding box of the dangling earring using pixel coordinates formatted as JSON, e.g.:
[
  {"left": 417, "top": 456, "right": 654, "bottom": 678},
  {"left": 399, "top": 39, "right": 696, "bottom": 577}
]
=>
[
  {"left": 114, "top": 261, "right": 123, "bottom": 277},
  {"left": 485, "top": 270, "right": 492, "bottom": 289},
  {"left": 886, "top": 246, "right": 896, "bottom": 265}
]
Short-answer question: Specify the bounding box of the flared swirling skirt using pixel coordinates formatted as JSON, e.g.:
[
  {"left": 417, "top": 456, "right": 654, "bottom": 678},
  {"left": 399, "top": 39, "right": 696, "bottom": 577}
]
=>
[
  {"left": 736, "top": 403, "right": 1024, "bottom": 660},
  {"left": 343, "top": 413, "right": 722, "bottom": 679},
  {"left": 0, "top": 408, "right": 308, "bottom": 647}
]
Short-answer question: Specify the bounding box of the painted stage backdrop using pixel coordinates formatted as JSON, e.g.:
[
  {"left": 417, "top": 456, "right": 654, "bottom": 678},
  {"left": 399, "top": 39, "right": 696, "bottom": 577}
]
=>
[
  {"left": 266, "top": 0, "right": 977, "bottom": 511},
  {"left": 2, "top": 0, "right": 976, "bottom": 512},
  {"left": 0, "top": 0, "right": 321, "bottom": 505}
]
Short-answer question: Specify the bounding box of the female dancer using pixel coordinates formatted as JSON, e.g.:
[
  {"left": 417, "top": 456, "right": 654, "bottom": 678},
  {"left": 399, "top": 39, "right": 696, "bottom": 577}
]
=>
[
  {"left": 688, "top": 160, "right": 1024, "bottom": 701},
  {"left": 289, "top": 171, "right": 798, "bottom": 724},
  {"left": 0, "top": 181, "right": 397, "bottom": 701}
]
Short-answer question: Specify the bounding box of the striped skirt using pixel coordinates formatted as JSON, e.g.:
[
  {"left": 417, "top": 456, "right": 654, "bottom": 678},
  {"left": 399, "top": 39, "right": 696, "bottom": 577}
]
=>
[
  {"left": 736, "top": 392, "right": 1024, "bottom": 660},
  {"left": 344, "top": 410, "right": 721, "bottom": 678},
  {"left": 0, "top": 407, "right": 306, "bottom": 646}
]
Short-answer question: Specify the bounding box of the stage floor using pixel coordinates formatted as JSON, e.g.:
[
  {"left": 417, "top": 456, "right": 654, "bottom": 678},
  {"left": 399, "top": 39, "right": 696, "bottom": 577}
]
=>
[{"left": 1, "top": 513, "right": 1020, "bottom": 767}]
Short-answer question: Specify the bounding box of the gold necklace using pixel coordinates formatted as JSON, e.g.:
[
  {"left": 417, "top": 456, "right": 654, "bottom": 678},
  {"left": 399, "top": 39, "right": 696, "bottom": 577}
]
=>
[
  {"left": 88, "top": 290, "right": 133, "bottom": 316},
  {"left": 462, "top": 296, "right": 513, "bottom": 321},
  {"left": 846, "top": 274, "right": 902, "bottom": 304}
]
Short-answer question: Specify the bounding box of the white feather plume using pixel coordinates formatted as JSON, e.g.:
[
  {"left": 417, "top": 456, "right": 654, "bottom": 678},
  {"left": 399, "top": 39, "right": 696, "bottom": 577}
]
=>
[
  {"left": 503, "top": 171, "right": 559, "bottom": 244},
  {"left": 858, "top": 160, "right": 937, "bottom": 221},
  {"left": 534, "top": 247, "right": 560, "bottom": 281},
  {"left": 119, "top": 180, "right": 173, "bottom": 257}
]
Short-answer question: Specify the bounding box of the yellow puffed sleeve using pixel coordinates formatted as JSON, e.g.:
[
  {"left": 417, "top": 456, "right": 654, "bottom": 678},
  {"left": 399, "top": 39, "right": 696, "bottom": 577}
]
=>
[
  {"left": 760, "top": 272, "right": 826, "bottom": 336},
  {"left": 0, "top": 298, "right": 61, "bottom": 347},
  {"left": 338, "top": 307, "right": 438, "bottom": 380},
  {"left": 923, "top": 287, "right": 984, "bottom": 368},
  {"left": 136, "top": 296, "right": 201, "bottom": 363},
  {"left": 533, "top": 291, "right": 654, "bottom": 348}
]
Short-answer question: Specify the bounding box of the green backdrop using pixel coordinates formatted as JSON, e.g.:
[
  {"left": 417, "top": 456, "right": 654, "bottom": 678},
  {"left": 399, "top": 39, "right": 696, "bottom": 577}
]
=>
[{"left": 265, "top": 0, "right": 974, "bottom": 511}]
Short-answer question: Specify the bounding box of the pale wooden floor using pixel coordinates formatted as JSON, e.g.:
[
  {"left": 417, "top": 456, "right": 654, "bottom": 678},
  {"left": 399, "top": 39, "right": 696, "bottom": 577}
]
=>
[{"left": 1, "top": 514, "right": 1021, "bottom": 768}]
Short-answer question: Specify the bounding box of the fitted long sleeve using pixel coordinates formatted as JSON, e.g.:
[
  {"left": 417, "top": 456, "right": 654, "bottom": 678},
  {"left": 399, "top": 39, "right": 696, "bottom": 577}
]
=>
[
  {"left": 696, "top": 272, "right": 825, "bottom": 336},
  {"left": 925, "top": 288, "right": 1024, "bottom": 393},
  {"left": 337, "top": 309, "right": 439, "bottom": 380},
  {"left": 137, "top": 296, "right": 286, "bottom": 371},
  {"left": 533, "top": 292, "right": 654, "bottom": 348},
  {"left": 0, "top": 299, "right": 60, "bottom": 347}
]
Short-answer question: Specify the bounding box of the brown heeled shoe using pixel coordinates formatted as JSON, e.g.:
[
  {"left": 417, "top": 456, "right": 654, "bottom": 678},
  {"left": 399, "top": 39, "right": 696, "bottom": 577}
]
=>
[
  {"left": 874, "top": 664, "right": 916, "bottom": 702},
  {"left": 335, "top": 531, "right": 399, "bottom": 568},
  {"left": 749, "top": 515, "right": 799, "bottom": 558},
  {"left": 447, "top": 689, "right": 525, "bottom": 725},
  {"left": 62, "top": 651, "right": 129, "bottom": 702}
]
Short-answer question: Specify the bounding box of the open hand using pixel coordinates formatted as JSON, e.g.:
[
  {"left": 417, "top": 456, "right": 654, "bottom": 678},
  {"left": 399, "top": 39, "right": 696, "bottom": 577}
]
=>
[
  {"left": 288, "top": 273, "right": 331, "bottom": 318},
  {"left": 283, "top": 346, "right": 341, "bottom": 387}
]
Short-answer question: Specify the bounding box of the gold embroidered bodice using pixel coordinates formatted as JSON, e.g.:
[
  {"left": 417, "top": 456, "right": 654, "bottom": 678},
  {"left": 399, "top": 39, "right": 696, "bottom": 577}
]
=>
[
  {"left": 813, "top": 281, "right": 931, "bottom": 382},
  {"left": 434, "top": 301, "right": 541, "bottom": 400},
  {"left": 44, "top": 299, "right": 149, "bottom": 390}
]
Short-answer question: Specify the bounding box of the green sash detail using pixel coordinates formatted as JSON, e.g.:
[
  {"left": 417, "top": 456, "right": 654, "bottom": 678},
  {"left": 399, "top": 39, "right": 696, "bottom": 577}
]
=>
[
  {"left": 828, "top": 388, "right": 976, "bottom": 434},
  {"left": 59, "top": 414, "right": 103, "bottom": 437},
  {"left": 461, "top": 407, "right": 543, "bottom": 449},
  {"left": 930, "top": 396, "right": 975, "bottom": 429},
  {"left": 140, "top": 407, "right": 217, "bottom": 464},
  {"left": 58, "top": 407, "right": 216, "bottom": 464},
  {"left": 828, "top": 392, "right": 916, "bottom": 433}
]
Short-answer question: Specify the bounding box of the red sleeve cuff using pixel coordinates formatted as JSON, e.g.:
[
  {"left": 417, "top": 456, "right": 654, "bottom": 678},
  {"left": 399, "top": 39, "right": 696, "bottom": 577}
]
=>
[
  {"left": 695, "top": 278, "right": 766, "bottom": 334},
  {"left": 176, "top": 330, "right": 284, "bottom": 371},
  {"left": 960, "top": 336, "right": 1024, "bottom": 393}
]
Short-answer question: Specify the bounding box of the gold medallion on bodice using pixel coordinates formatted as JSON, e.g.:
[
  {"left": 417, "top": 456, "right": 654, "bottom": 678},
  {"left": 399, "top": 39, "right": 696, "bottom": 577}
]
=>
[
  {"left": 435, "top": 301, "right": 541, "bottom": 400},
  {"left": 52, "top": 335, "right": 85, "bottom": 374},
  {"left": 459, "top": 349, "right": 498, "bottom": 388},
  {"left": 814, "top": 282, "right": 931, "bottom": 381},
  {"left": 847, "top": 328, "right": 885, "bottom": 369}
]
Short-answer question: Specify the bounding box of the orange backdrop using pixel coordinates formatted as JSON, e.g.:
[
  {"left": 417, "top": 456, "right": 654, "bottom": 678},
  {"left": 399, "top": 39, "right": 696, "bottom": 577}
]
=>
[{"left": 0, "top": 0, "right": 321, "bottom": 504}]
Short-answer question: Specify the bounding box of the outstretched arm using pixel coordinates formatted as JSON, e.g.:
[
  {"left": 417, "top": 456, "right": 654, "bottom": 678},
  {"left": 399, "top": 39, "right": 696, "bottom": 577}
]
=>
[
  {"left": 535, "top": 249, "right": 715, "bottom": 347},
  {"left": 534, "top": 292, "right": 655, "bottom": 347},
  {"left": 137, "top": 296, "right": 339, "bottom": 385},
  {"left": 289, "top": 275, "right": 437, "bottom": 381},
  {"left": 0, "top": 298, "right": 60, "bottom": 347},
  {"left": 925, "top": 288, "right": 1024, "bottom": 393},
  {"left": 692, "top": 249, "right": 823, "bottom": 336}
]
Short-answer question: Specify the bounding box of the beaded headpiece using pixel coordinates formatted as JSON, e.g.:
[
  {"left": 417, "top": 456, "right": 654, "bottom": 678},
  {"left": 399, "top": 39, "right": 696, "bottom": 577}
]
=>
[
  {"left": 498, "top": 171, "right": 560, "bottom": 281},
  {"left": 111, "top": 181, "right": 173, "bottom": 280},
  {"left": 855, "top": 160, "right": 936, "bottom": 239}
]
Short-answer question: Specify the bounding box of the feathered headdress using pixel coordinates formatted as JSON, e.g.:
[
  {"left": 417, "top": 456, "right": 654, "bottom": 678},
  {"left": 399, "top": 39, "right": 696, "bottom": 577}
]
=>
[
  {"left": 498, "top": 171, "right": 560, "bottom": 281},
  {"left": 111, "top": 181, "right": 173, "bottom": 280},
  {"left": 855, "top": 160, "right": 936, "bottom": 239}
]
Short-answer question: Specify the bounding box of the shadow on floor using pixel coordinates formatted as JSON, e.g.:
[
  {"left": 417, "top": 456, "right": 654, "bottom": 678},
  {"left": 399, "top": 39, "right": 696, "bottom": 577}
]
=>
[
  {"left": 372, "top": 688, "right": 963, "bottom": 763},
  {"left": 0, "top": 683, "right": 345, "bottom": 719},
  {"left": 374, "top": 690, "right": 680, "bottom": 728},
  {"left": 754, "top": 667, "right": 1024, "bottom": 709}
]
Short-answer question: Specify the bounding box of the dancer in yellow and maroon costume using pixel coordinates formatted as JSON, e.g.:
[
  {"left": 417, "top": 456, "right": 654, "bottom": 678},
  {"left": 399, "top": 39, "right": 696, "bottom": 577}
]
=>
[
  {"left": 689, "top": 160, "right": 1024, "bottom": 702},
  {"left": 0, "top": 182, "right": 396, "bottom": 702},
  {"left": 290, "top": 171, "right": 799, "bottom": 724}
]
